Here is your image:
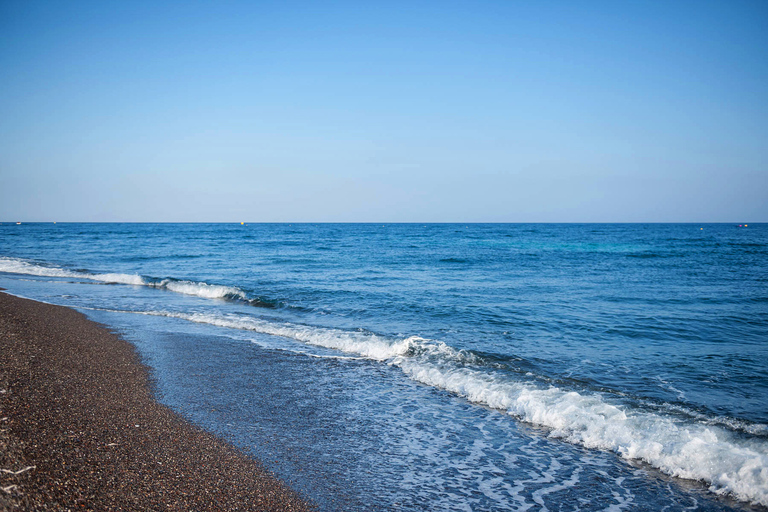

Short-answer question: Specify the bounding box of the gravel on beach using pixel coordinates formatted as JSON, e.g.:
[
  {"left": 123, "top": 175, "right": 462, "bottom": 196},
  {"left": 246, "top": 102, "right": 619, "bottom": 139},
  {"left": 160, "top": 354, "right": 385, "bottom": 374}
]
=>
[{"left": 0, "top": 291, "right": 314, "bottom": 511}]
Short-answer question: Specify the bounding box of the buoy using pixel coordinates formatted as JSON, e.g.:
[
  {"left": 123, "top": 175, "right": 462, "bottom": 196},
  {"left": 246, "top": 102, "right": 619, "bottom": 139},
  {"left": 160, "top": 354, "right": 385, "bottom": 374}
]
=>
[{"left": 241, "top": 222, "right": 244, "bottom": 225}]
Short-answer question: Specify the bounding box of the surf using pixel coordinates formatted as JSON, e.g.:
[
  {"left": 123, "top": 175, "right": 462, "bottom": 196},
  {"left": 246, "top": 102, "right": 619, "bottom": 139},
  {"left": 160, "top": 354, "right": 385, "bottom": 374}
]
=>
[
  {"left": 0, "top": 256, "right": 274, "bottom": 307},
  {"left": 3, "top": 249, "right": 768, "bottom": 507},
  {"left": 82, "top": 305, "right": 768, "bottom": 507}
]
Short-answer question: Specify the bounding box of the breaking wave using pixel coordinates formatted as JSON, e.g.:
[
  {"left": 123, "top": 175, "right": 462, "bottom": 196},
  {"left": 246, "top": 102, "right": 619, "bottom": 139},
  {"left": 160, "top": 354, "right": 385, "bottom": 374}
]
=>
[
  {"left": 107, "top": 308, "right": 768, "bottom": 507},
  {"left": 3, "top": 255, "right": 767, "bottom": 506},
  {"left": 0, "top": 257, "right": 269, "bottom": 306}
]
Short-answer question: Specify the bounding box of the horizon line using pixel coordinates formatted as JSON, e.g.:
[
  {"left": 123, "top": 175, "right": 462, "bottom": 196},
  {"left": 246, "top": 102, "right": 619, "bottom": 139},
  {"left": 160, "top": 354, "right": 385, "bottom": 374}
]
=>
[{"left": 1, "top": 221, "right": 762, "bottom": 225}]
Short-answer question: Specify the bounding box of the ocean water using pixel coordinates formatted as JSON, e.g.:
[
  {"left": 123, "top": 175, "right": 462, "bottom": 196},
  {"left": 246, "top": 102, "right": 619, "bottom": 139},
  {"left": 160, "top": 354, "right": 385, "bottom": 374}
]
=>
[{"left": 0, "top": 222, "right": 766, "bottom": 511}]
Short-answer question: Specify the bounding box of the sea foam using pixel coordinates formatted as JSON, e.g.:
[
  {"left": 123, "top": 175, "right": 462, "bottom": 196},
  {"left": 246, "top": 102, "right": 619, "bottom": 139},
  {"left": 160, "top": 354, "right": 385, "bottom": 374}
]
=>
[
  {"left": 396, "top": 359, "right": 768, "bottom": 506},
  {"left": 149, "top": 279, "right": 247, "bottom": 300},
  {"left": 0, "top": 257, "right": 247, "bottom": 303},
  {"left": 0, "top": 257, "right": 82, "bottom": 279},
  {"left": 131, "top": 309, "right": 768, "bottom": 507},
  {"left": 3, "top": 255, "right": 767, "bottom": 506}
]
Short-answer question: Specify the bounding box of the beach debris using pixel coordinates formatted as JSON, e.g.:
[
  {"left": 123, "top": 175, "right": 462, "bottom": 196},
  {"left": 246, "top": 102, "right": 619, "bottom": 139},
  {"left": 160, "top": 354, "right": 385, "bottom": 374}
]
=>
[
  {"left": 1, "top": 485, "right": 20, "bottom": 494},
  {"left": 1, "top": 466, "right": 36, "bottom": 476},
  {"left": 107, "top": 443, "right": 118, "bottom": 447}
]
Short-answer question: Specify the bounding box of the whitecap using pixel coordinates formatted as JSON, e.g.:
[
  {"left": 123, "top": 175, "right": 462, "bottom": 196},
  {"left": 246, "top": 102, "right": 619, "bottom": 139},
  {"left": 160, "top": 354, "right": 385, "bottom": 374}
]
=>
[
  {"left": 0, "top": 257, "right": 248, "bottom": 304},
  {"left": 127, "top": 307, "right": 768, "bottom": 507}
]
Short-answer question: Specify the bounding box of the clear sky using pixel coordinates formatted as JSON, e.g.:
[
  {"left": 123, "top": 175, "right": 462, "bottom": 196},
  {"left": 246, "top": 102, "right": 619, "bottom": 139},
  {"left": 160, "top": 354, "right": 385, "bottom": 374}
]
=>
[{"left": 1, "top": 0, "right": 766, "bottom": 222}]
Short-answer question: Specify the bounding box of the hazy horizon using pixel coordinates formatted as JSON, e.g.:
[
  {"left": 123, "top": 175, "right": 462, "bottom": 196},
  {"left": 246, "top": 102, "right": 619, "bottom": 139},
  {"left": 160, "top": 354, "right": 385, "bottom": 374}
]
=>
[{"left": 1, "top": 221, "right": 762, "bottom": 226}]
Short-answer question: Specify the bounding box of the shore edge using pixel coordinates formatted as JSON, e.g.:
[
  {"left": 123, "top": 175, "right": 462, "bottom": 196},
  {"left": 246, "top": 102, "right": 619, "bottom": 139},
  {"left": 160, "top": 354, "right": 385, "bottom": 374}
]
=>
[{"left": 0, "top": 291, "right": 313, "bottom": 511}]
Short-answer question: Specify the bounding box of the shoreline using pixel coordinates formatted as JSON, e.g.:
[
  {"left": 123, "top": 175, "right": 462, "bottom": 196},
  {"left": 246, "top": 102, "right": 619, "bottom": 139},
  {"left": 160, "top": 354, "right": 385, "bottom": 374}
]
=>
[{"left": 0, "top": 291, "right": 313, "bottom": 511}]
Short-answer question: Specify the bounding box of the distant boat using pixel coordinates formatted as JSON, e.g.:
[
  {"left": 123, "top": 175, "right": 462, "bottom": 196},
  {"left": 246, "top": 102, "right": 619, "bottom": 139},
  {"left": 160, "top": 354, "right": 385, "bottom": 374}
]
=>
[{"left": 16, "top": 222, "right": 21, "bottom": 225}]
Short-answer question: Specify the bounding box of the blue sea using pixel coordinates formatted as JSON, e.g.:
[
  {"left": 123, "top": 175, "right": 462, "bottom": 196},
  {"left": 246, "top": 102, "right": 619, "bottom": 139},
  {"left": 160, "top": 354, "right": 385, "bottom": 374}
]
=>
[{"left": 1, "top": 223, "right": 766, "bottom": 511}]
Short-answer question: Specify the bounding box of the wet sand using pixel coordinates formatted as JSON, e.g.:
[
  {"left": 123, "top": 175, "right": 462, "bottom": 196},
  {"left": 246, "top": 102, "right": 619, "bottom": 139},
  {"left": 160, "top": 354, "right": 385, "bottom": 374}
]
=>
[{"left": 0, "top": 291, "right": 313, "bottom": 511}]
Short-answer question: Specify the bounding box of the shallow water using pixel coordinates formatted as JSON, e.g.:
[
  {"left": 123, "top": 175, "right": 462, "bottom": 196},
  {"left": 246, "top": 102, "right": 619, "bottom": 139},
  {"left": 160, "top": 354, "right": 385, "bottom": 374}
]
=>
[{"left": 1, "top": 223, "right": 766, "bottom": 510}]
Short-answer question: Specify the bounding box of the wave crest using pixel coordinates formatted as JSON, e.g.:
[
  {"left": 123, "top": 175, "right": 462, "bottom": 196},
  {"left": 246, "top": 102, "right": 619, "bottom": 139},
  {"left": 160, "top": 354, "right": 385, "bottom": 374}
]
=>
[
  {"left": 3, "top": 255, "right": 767, "bottom": 506},
  {"left": 149, "top": 279, "right": 247, "bottom": 301},
  {"left": 0, "top": 257, "right": 259, "bottom": 305},
  {"left": 131, "top": 308, "right": 768, "bottom": 507}
]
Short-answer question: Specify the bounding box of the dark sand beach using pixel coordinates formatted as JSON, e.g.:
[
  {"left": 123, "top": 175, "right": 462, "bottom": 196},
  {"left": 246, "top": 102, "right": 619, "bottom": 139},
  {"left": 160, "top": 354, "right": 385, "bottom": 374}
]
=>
[{"left": 0, "top": 291, "right": 313, "bottom": 511}]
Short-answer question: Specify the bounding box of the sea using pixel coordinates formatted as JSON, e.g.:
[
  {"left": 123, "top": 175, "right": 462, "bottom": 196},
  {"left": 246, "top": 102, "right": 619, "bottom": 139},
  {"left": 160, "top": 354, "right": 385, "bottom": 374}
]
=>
[{"left": 0, "top": 223, "right": 766, "bottom": 511}]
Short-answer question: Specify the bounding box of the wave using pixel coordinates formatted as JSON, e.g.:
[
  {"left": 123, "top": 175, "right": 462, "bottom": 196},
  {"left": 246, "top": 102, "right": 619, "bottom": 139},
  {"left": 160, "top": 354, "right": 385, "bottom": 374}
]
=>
[
  {"left": 397, "top": 361, "right": 768, "bottom": 507},
  {"left": 0, "top": 257, "right": 272, "bottom": 307},
  {"left": 101, "top": 307, "right": 768, "bottom": 507},
  {"left": 439, "top": 258, "right": 470, "bottom": 264},
  {"left": 147, "top": 279, "right": 247, "bottom": 301},
  {"left": 3, "top": 255, "right": 767, "bottom": 505}
]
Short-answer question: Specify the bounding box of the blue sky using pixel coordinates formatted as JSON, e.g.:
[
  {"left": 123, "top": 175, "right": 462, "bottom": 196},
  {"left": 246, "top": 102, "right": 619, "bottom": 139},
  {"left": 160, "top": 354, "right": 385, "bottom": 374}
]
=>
[{"left": 1, "top": 0, "right": 766, "bottom": 222}]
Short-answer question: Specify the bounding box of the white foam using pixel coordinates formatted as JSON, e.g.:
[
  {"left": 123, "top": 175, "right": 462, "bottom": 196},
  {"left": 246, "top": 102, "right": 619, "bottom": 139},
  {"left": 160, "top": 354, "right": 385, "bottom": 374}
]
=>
[
  {"left": 150, "top": 279, "right": 247, "bottom": 300},
  {"left": 129, "top": 308, "right": 768, "bottom": 507},
  {"left": 0, "top": 256, "right": 145, "bottom": 285},
  {"left": 92, "top": 273, "right": 146, "bottom": 286},
  {"left": 394, "top": 360, "right": 768, "bottom": 507},
  {"left": 147, "top": 310, "right": 410, "bottom": 360},
  {"left": 3, "top": 256, "right": 766, "bottom": 506},
  {"left": 0, "top": 257, "right": 246, "bottom": 302},
  {"left": 0, "top": 257, "right": 81, "bottom": 279}
]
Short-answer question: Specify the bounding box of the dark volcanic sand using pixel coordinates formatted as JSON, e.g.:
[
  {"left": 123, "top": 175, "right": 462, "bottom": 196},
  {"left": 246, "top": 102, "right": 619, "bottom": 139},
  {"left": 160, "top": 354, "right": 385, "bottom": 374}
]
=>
[{"left": 0, "top": 291, "right": 313, "bottom": 511}]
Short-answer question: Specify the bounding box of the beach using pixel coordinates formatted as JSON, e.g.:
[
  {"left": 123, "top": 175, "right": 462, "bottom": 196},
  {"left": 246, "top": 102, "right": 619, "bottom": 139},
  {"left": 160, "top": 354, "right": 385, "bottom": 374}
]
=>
[
  {"left": 0, "top": 291, "right": 312, "bottom": 511},
  {"left": 1, "top": 223, "right": 766, "bottom": 510}
]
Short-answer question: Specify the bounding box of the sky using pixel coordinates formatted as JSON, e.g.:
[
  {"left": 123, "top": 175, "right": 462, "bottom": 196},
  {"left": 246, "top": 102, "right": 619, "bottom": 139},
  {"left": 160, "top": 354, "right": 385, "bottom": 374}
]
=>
[{"left": 0, "top": 0, "right": 766, "bottom": 222}]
